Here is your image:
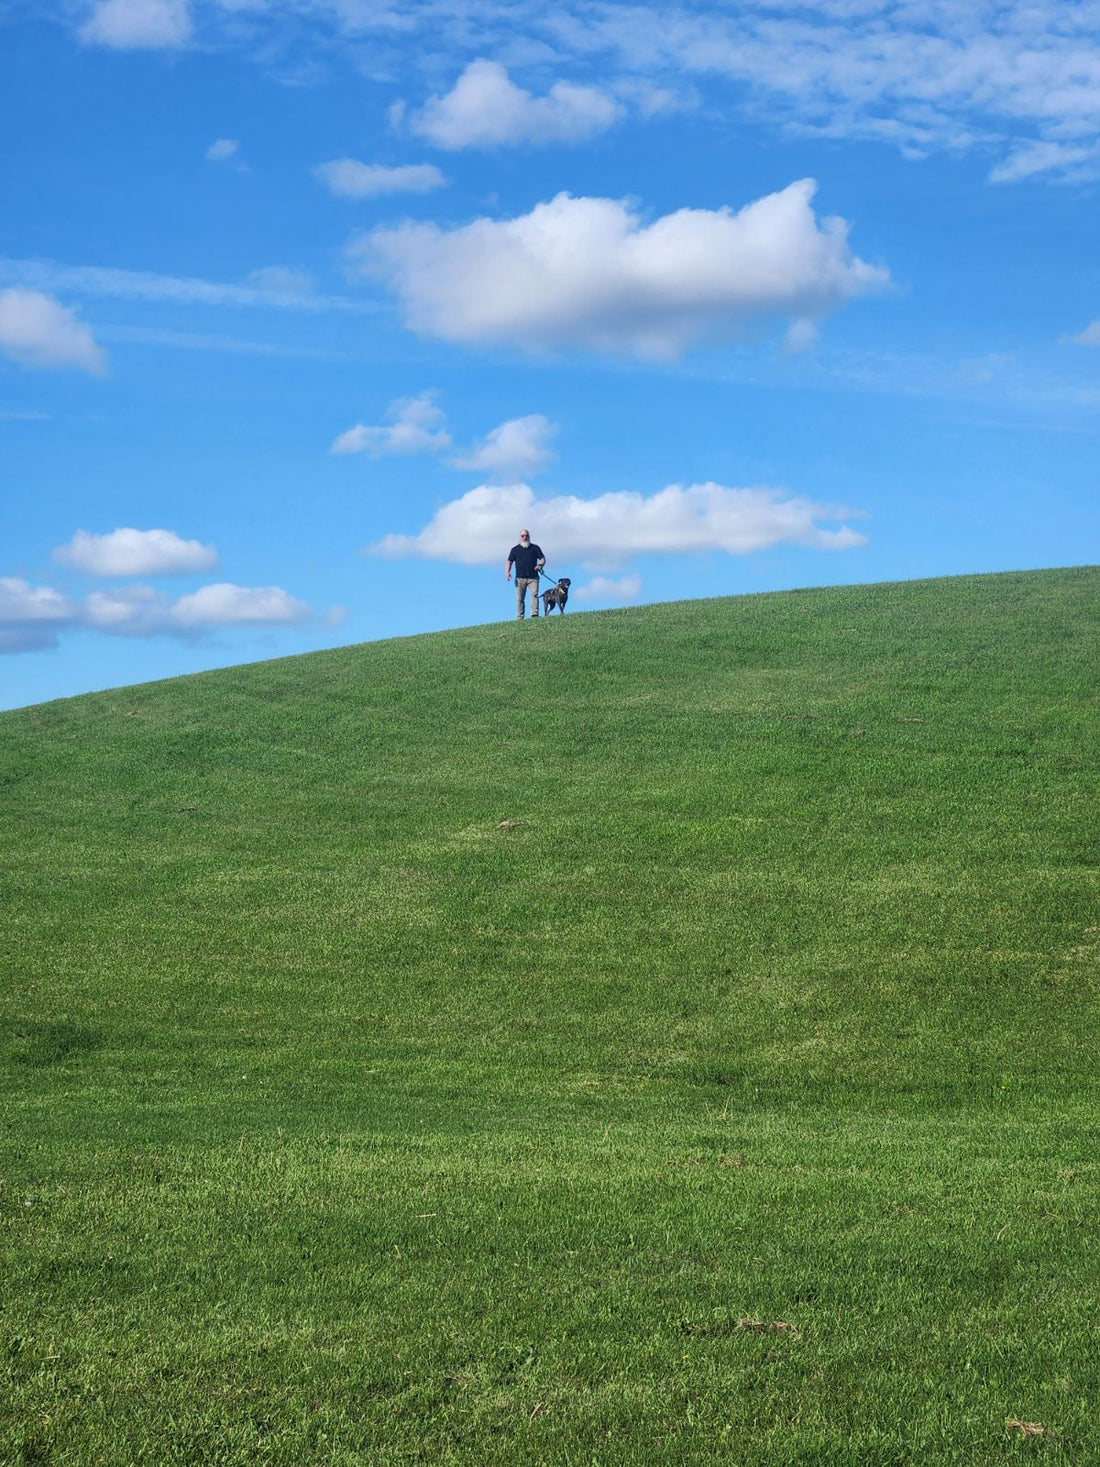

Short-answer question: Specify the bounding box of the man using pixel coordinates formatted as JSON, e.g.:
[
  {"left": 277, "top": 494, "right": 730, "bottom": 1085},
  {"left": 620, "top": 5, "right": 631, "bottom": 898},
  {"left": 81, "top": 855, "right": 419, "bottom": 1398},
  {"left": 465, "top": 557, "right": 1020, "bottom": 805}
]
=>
[{"left": 505, "top": 529, "right": 546, "bottom": 619}]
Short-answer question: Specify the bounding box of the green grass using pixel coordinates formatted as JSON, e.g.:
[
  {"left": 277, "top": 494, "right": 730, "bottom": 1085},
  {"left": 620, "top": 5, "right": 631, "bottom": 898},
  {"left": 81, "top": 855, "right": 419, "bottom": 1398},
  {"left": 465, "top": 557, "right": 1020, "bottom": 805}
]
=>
[{"left": 2, "top": 566, "right": 1098, "bottom": 1464}]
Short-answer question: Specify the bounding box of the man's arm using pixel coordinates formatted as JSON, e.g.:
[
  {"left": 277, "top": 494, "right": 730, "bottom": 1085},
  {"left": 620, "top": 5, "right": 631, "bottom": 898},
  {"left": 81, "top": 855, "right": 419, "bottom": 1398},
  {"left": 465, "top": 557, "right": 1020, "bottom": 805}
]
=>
[{"left": 505, "top": 552, "right": 513, "bottom": 580}]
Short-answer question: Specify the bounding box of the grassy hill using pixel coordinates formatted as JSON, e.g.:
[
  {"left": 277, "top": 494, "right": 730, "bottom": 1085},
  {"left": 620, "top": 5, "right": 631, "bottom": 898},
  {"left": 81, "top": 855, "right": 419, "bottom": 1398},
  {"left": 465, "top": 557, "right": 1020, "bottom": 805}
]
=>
[{"left": 2, "top": 566, "right": 1098, "bottom": 1465}]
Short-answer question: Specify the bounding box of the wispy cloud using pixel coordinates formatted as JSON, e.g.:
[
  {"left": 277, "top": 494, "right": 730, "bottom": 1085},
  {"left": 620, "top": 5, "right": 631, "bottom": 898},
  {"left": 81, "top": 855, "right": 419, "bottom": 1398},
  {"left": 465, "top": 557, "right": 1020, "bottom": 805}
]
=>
[
  {"left": 0, "top": 257, "right": 369, "bottom": 314},
  {"left": 81, "top": 0, "right": 191, "bottom": 50},
  {"left": 369, "top": 481, "right": 866, "bottom": 567},
  {"left": 315, "top": 159, "right": 447, "bottom": 198},
  {"left": 68, "top": 3, "right": 1100, "bottom": 182},
  {"left": 331, "top": 391, "right": 452, "bottom": 456},
  {"left": 355, "top": 180, "right": 888, "bottom": 360},
  {"left": 1065, "top": 320, "right": 1100, "bottom": 347}
]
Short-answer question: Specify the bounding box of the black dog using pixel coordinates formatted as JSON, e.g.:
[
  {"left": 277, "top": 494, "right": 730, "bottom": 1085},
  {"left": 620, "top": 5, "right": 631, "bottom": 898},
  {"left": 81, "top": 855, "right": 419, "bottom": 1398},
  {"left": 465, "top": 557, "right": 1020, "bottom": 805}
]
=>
[{"left": 541, "top": 577, "right": 571, "bottom": 615}]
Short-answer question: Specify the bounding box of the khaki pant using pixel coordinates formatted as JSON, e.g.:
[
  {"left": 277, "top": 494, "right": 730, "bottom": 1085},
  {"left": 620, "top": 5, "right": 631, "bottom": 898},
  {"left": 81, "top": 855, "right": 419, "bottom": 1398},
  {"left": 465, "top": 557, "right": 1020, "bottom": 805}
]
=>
[{"left": 515, "top": 577, "right": 540, "bottom": 618}]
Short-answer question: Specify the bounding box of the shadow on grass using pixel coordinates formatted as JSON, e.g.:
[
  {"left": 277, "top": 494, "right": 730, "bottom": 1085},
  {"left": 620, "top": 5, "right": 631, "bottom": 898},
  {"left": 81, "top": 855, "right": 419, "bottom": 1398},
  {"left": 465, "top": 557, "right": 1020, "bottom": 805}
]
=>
[{"left": 5, "top": 1019, "right": 104, "bottom": 1067}]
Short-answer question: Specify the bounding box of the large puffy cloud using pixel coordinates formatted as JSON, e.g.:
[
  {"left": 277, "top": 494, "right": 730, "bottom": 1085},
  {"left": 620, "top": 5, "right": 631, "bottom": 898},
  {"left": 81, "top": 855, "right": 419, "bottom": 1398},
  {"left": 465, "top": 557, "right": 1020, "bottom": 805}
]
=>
[
  {"left": 410, "top": 59, "right": 622, "bottom": 149},
  {"left": 81, "top": 0, "right": 192, "bottom": 49},
  {"left": 369, "top": 482, "right": 866, "bottom": 567},
  {"left": 355, "top": 180, "right": 887, "bottom": 360},
  {"left": 331, "top": 392, "right": 452, "bottom": 457},
  {"left": 315, "top": 160, "right": 447, "bottom": 198},
  {"left": 0, "top": 290, "right": 107, "bottom": 375},
  {"left": 450, "top": 415, "right": 556, "bottom": 481},
  {"left": 53, "top": 528, "right": 218, "bottom": 577}
]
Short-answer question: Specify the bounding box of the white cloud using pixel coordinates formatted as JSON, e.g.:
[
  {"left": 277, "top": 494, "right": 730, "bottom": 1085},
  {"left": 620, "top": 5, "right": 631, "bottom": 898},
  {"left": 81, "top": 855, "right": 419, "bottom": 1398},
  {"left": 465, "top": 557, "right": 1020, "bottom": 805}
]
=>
[
  {"left": 0, "top": 571, "right": 312, "bottom": 651},
  {"left": 0, "top": 578, "right": 77, "bottom": 653},
  {"left": 169, "top": 583, "right": 312, "bottom": 628},
  {"left": 206, "top": 137, "right": 240, "bottom": 162},
  {"left": 355, "top": 180, "right": 888, "bottom": 360},
  {"left": 0, "top": 258, "right": 366, "bottom": 315},
  {"left": 243, "top": 265, "right": 316, "bottom": 295},
  {"left": 369, "top": 481, "right": 866, "bottom": 566},
  {"left": 575, "top": 574, "right": 643, "bottom": 604},
  {"left": 1065, "top": 320, "right": 1100, "bottom": 347},
  {"left": 53, "top": 528, "right": 219, "bottom": 577},
  {"left": 67, "top": 4, "right": 1100, "bottom": 181},
  {"left": 83, "top": 582, "right": 312, "bottom": 635},
  {"left": 410, "top": 58, "right": 622, "bottom": 149},
  {"left": 450, "top": 414, "right": 556, "bottom": 481},
  {"left": 331, "top": 391, "right": 452, "bottom": 456},
  {"left": 989, "top": 140, "right": 1099, "bottom": 184},
  {"left": 542, "top": 2, "right": 1100, "bottom": 182},
  {"left": 315, "top": 159, "right": 447, "bottom": 198},
  {"left": 0, "top": 290, "right": 107, "bottom": 375},
  {"left": 81, "top": 0, "right": 191, "bottom": 49},
  {"left": 83, "top": 585, "right": 173, "bottom": 635}
]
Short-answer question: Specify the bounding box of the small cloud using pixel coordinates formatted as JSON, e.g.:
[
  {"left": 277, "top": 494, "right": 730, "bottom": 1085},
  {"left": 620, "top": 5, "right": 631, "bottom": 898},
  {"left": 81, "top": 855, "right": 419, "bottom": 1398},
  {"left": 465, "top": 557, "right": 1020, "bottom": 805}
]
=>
[
  {"left": 83, "top": 584, "right": 171, "bottom": 635},
  {"left": 169, "top": 582, "right": 311, "bottom": 629},
  {"left": 450, "top": 414, "right": 556, "bottom": 481},
  {"left": 324, "top": 604, "right": 349, "bottom": 627},
  {"left": 783, "top": 318, "right": 819, "bottom": 354},
  {"left": 0, "top": 577, "right": 77, "bottom": 652},
  {"left": 331, "top": 390, "right": 452, "bottom": 456},
  {"left": 206, "top": 138, "right": 240, "bottom": 163},
  {"left": 575, "top": 575, "right": 642, "bottom": 605},
  {"left": 53, "top": 528, "right": 218, "bottom": 577},
  {"left": 0, "top": 289, "right": 107, "bottom": 375},
  {"left": 409, "top": 59, "right": 622, "bottom": 150},
  {"left": 81, "top": 0, "right": 191, "bottom": 49},
  {"left": 314, "top": 159, "right": 447, "bottom": 199},
  {"left": 612, "top": 79, "right": 698, "bottom": 119},
  {"left": 1064, "top": 320, "right": 1100, "bottom": 346},
  {"left": 243, "top": 265, "right": 316, "bottom": 296},
  {"left": 959, "top": 352, "right": 1017, "bottom": 383}
]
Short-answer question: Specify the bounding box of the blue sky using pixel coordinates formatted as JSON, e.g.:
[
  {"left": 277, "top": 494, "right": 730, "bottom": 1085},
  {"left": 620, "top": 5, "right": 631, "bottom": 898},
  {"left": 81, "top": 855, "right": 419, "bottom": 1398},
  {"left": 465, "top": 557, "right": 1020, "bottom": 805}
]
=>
[{"left": 2, "top": 0, "right": 1098, "bottom": 711}]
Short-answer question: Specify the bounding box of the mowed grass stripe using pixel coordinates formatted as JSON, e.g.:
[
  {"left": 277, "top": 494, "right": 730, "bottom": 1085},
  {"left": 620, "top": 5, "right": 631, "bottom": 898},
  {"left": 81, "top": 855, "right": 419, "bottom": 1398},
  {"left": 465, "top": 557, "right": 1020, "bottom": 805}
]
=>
[{"left": 2, "top": 565, "right": 1098, "bottom": 1464}]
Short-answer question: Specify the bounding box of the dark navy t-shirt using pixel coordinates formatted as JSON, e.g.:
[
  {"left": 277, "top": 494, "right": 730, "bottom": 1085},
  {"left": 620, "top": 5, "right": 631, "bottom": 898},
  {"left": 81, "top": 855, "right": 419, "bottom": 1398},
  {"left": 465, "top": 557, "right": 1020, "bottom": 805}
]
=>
[{"left": 508, "top": 543, "right": 544, "bottom": 577}]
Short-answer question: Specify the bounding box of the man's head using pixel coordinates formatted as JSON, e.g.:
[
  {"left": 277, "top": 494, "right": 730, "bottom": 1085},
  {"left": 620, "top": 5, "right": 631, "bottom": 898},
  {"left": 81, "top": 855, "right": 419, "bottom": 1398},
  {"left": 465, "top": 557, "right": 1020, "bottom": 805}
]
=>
[{"left": 518, "top": 529, "right": 530, "bottom": 543}]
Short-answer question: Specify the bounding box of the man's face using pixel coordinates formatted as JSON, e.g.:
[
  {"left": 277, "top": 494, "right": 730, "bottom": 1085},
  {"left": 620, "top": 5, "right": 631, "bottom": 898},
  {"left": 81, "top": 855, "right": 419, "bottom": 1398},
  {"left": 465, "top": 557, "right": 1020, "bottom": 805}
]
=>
[{"left": 519, "top": 531, "right": 530, "bottom": 544}]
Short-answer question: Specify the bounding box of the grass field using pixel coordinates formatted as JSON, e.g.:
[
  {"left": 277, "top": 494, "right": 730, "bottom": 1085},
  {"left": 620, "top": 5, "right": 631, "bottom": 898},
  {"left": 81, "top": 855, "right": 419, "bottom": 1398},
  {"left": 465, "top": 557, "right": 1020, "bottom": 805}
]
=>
[{"left": 2, "top": 566, "right": 1098, "bottom": 1465}]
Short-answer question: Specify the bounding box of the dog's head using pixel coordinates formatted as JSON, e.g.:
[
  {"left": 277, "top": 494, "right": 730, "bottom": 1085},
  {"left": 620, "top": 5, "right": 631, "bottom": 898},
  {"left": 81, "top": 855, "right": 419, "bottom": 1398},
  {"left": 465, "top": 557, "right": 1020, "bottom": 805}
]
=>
[{"left": 557, "top": 578, "right": 571, "bottom": 590}]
